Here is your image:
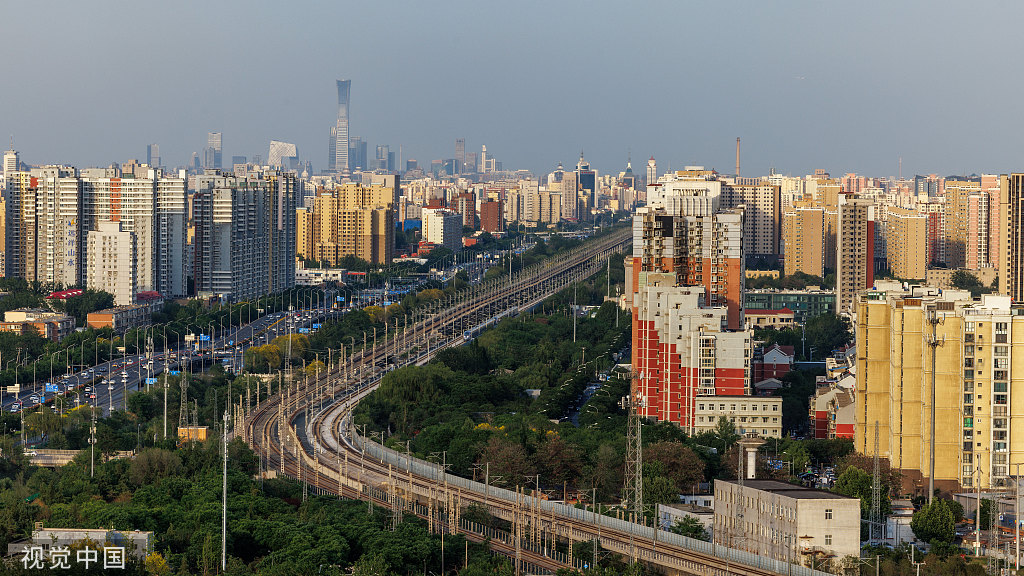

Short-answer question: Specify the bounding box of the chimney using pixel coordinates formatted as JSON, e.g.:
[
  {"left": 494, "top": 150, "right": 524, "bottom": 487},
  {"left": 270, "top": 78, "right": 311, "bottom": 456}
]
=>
[{"left": 735, "top": 137, "right": 741, "bottom": 178}]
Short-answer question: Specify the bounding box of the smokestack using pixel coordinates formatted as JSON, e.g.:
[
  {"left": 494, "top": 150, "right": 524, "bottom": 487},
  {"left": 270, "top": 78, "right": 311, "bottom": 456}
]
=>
[{"left": 735, "top": 137, "right": 741, "bottom": 178}]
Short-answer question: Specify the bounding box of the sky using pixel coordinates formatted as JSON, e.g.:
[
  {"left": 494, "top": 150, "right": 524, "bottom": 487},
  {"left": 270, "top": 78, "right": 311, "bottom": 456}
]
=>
[{"left": 3, "top": 0, "right": 1024, "bottom": 179}]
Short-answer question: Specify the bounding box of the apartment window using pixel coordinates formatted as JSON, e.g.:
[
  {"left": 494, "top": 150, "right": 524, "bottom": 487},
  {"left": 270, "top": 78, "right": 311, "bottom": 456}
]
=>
[
  {"left": 824, "top": 535, "right": 832, "bottom": 546},
  {"left": 825, "top": 509, "right": 833, "bottom": 520}
]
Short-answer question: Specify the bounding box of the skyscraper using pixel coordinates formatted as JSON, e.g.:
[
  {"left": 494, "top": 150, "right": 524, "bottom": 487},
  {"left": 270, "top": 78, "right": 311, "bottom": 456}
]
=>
[
  {"left": 349, "top": 137, "right": 367, "bottom": 172},
  {"left": 268, "top": 141, "right": 298, "bottom": 169},
  {"left": 204, "top": 132, "right": 222, "bottom": 169},
  {"left": 146, "top": 144, "right": 160, "bottom": 168},
  {"left": 455, "top": 138, "right": 465, "bottom": 174},
  {"left": 330, "top": 79, "right": 351, "bottom": 173}
]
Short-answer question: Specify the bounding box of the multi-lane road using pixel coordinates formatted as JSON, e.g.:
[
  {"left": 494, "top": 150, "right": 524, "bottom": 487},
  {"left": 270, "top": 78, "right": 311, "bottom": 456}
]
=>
[{"left": 0, "top": 307, "right": 340, "bottom": 420}]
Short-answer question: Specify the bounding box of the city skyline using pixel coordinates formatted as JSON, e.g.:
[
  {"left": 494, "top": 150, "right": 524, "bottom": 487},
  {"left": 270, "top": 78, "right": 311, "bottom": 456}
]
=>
[{"left": 3, "top": 1, "right": 1024, "bottom": 178}]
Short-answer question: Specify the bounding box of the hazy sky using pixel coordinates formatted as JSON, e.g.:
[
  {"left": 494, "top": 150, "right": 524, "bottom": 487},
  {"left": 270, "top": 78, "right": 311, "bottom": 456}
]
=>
[{"left": 3, "top": 1, "right": 1023, "bottom": 179}]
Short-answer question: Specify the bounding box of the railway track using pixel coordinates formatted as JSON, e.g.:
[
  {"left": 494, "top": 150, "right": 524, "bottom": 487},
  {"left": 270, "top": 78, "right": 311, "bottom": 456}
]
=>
[{"left": 244, "top": 228, "right": 829, "bottom": 576}]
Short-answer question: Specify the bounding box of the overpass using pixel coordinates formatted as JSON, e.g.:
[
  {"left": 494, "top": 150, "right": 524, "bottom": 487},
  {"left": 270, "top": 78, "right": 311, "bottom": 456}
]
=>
[{"left": 242, "top": 228, "right": 830, "bottom": 576}]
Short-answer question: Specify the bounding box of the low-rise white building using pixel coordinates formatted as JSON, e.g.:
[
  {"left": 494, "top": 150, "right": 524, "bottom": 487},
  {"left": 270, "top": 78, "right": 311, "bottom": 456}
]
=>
[
  {"left": 693, "top": 397, "right": 783, "bottom": 438},
  {"left": 714, "top": 479, "right": 860, "bottom": 567}
]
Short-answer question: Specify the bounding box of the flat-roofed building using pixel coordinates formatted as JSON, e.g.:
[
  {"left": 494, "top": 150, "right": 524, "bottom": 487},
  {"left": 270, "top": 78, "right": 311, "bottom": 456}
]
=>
[
  {"left": 714, "top": 479, "right": 860, "bottom": 567},
  {"left": 0, "top": 308, "right": 75, "bottom": 340}
]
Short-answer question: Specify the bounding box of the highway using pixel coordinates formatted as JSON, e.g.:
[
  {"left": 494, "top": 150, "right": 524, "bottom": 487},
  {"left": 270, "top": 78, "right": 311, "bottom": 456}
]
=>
[
  {"left": 240, "top": 228, "right": 828, "bottom": 576},
  {"left": 0, "top": 305, "right": 342, "bottom": 420}
]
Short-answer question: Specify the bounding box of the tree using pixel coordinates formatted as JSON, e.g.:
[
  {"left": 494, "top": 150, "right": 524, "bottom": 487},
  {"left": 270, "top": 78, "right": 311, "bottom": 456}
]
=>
[
  {"left": 979, "top": 498, "right": 993, "bottom": 530},
  {"left": 535, "top": 435, "right": 584, "bottom": 490},
  {"left": 645, "top": 441, "right": 705, "bottom": 493},
  {"left": 804, "top": 313, "right": 852, "bottom": 358},
  {"left": 477, "top": 436, "right": 535, "bottom": 488},
  {"left": 949, "top": 270, "right": 995, "bottom": 298},
  {"left": 350, "top": 554, "right": 396, "bottom": 576},
  {"left": 712, "top": 416, "right": 739, "bottom": 451},
  {"left": 670, "top": 516, "right": 709, "bottom": 541},
  {"left": 910, "top": 499, "right": 956, "bottom": 544},
  {"left": 128, "top": 448, "right": 182, "bottom": 486}
]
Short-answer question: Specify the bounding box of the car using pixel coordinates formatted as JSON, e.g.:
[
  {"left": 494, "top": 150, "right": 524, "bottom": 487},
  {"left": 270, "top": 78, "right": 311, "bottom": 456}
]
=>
[
  {"left": 26, "top": 451, "right": 37, "bottom": 456},
  {"left": 9, "top": 404, "right": 21, "bottom": 413}
]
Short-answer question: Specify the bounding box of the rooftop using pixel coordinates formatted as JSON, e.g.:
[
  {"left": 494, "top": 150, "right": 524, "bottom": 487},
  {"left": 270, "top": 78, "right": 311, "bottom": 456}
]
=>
[{"left": 719, "top": 479, "right": 856, "bottom": 500}]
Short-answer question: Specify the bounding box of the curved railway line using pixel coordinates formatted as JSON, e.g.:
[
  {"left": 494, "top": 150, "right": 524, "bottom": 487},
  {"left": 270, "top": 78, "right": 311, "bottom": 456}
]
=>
[{"left": 243, "top": 228, "right": 829, "bottom": 576}]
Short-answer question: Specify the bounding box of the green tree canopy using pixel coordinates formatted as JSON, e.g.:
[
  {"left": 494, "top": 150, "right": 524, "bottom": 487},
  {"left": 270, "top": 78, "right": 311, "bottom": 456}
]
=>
[{"left": 910, "top": 499, "right": 956, "bottom": 544}]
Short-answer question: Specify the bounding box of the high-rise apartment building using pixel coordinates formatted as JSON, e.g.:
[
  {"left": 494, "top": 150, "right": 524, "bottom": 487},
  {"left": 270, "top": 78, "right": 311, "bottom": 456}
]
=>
[
  {"left": 330, "top": 79, "right": 351, "bottom": 173},
  {"left": 835, "top": 195, "right": 874, "bottom": 315},
  {"left": 884, "top": 207, "right": 928, "bottom": 280},
  {"left": 782, "top": 204, "right": 825, "bottom": 277},
  {"left": 480, "top": 200, "right": 504, "bottom": 233},
  {"left": 204, "top": 132, "right": 223, "bottom": 169},
  {"left": 193, "top": 173, "right": 271, "bottom": 301},
  {"left": 632, "top": 168, "right": 744, "bottom": 329},
  {"left": 296, "top": 181, "right": 396, "bottom": 266},
  {"left": 629, "top": 273, "right": 778, "bottom": 435},
  {"left": 264, "top": 170, "right": 298, "bottom": 295},
  {"left": 998, "top": 174, "right": 1024, "bottom": 301},
  {"left": 422, "top": 208, "right": 463, "bottom": 252},
  {"left": 856, "top": 285, "right": 1024, "bottom": 491},
  {"left": 454, "top": 192, "right": 475, "bottom": 228},
  {"left": 4, "top": 167, "right": 82, "bottom": 286},
  {"left": 79, "top": 167, "right": 187, "bottom": 298},
  {"left": 630, "top": 205, "right": 745, "bottom": 330},
  {"left": 86, "top": 221, "right": 136, "bottom": 306},
  {"left": 722, "top": 181, "right": 781, "bottom": 257},
  {"left": 2, "top": 148, "right": 18, "bottom": 179}
]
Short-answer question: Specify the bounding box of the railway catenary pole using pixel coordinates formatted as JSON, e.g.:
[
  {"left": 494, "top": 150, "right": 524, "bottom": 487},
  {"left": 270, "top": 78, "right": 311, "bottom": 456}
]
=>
[{"left": 248, "top": 229, "right": 634, "bottom": 572}]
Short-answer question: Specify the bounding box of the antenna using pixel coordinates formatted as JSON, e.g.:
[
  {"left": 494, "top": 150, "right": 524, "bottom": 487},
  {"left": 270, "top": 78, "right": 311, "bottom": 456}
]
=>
[
  {"left": 620, "top": 375, "right": 645, "bottom": 564},
  {"left": 178, "top": 374, "right": 189, "bottom": 429}
]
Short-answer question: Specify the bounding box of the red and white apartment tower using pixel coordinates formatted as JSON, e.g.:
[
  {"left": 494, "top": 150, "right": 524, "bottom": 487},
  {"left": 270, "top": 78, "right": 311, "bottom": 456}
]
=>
[{"left": 626, "top": 169, "right": 780, "bottom": 436}]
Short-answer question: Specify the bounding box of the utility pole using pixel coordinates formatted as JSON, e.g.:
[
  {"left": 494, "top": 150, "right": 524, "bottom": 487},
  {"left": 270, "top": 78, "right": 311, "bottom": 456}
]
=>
[
  {"left": 572, "top": 283, "right": 577, "bottom": 343},
  {"left": 925, "top": 309, "right": 943, "bottom": 504},
  {"left": 90, "top": 402, "right": 96, "bottom": 477},
  {"left": 1015, "top": 463, "right": 1021, "bottom": 571},
  {"left": 162, "top": 338, "right": 168, "bottom": 439},
  {"left": 870, "top": 420, "right": 882, "bottom": 543},
  {"left": 222, "top": 406, "right": 229, "bottom": 573}
]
